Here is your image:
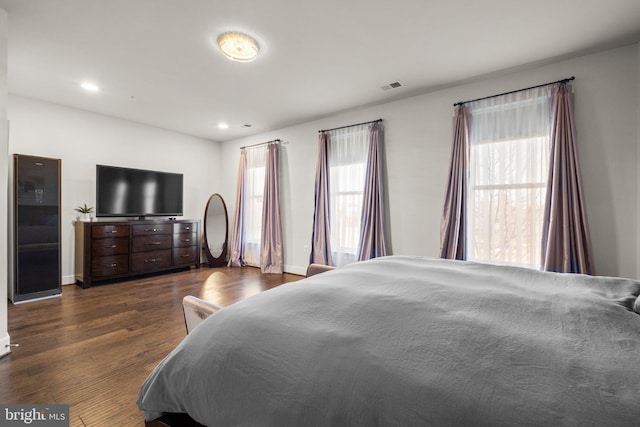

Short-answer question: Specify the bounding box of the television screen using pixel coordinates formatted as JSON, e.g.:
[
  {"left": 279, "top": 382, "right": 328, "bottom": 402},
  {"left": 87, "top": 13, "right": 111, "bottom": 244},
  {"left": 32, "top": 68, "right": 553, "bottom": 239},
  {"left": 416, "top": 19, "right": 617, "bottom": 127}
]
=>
[{"left": 96, "top": 165, "right": 183, "bottom": 218}]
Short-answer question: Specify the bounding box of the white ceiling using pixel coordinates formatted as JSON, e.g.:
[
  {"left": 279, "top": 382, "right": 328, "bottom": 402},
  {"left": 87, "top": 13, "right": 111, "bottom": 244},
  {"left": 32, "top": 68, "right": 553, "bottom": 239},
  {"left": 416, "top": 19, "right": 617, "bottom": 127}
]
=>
[{"left": 1, "top": 0, "right": 639, "bottom": 142}]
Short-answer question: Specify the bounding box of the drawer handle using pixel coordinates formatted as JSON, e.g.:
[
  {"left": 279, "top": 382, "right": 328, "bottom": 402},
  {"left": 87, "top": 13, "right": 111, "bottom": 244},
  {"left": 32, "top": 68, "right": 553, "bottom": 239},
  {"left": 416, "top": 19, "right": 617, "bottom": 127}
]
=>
[
  {"left": 181, "top": 254, "right": 191, "bottom": 258},
  {"left": 144, "top": 228, "right": 158, "bottom": 232},
  {"left": 105, "top": 263, "right": 118, "bottom": 268},
  {"left": 144, "top": 258, "right": 161, "bottom": 263},
  {"left": 110, "top": 230, "right": 118, "bottom": 234},
  {"left": 181, "top": 239, "right": 191, "bottom": 243},
  {"left": 106, "top": 245, "right": 117, "bottom": 249},
  {"left": 144, "top": 242, "right": 162, "bottom": 246},
  {"left": 185, "top": 227, "right": 190, "bottom": 231}
]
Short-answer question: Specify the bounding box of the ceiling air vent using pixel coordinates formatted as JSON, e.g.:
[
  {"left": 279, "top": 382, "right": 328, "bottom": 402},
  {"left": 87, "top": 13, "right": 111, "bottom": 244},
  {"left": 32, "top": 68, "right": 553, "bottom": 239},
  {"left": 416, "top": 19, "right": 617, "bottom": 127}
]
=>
[{"left": 381, "top": 81, "right": 403, "bottom": 91}]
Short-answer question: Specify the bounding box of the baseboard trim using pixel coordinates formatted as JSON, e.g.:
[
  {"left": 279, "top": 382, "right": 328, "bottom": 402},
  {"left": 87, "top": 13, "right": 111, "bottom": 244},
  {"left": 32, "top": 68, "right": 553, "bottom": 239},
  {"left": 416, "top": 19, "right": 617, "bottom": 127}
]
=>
[
  {"left": 0, "top": 333, "right": 11, "bottom": 358},
  {"left": 62, "top": 274, "right": 75, "bottom": 285},
  {"left": 284, "top": 265, "right": 307, "bottom": 276}
]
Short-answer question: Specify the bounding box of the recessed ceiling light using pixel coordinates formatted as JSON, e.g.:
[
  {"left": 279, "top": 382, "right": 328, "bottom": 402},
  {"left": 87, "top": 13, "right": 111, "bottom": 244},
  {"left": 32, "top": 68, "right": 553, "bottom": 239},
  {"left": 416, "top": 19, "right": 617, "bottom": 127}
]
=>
[
  {"left": 218, "top": 123, "right": 229, "bottom": 129},
  {"left": 217, "top": 32, "right": 259, "bottom": 62},
  {"left": 80, "top": 82, "right": 100, "bottom": 92}
]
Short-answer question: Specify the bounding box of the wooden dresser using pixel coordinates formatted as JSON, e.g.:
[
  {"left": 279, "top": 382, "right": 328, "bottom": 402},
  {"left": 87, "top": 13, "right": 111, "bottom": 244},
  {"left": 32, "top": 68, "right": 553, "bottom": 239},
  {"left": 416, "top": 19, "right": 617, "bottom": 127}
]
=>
[{"left": 74, "top": 219, "right": 199, "bottom": 288}]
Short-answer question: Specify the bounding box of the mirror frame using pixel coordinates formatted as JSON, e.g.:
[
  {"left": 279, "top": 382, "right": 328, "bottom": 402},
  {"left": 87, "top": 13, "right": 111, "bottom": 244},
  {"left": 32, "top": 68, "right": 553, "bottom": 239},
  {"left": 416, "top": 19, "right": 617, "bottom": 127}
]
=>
[{"left": 203, "top": 193, "right": 229, "bottom": 267}]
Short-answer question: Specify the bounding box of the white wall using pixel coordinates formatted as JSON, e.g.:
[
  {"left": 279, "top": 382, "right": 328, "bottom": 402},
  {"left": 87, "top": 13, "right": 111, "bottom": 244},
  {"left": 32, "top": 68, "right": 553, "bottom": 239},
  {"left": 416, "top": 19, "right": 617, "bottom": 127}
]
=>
[
  {"left": 4, "top": 43, "right": 638, "bottom": 282},
  {"left": 637, "top": 41, "right": 640, "bottom": 278},
  {"left": 7, "top": 95, "right": 221, "bottom": 284},
  {"left": 1, "top": 9, "right": 10, "bottom": 356},
  {"left": 222, "top": 43, "right": 640, "bottom": 279},
  {"left": 636, "top": 43, "right": 640, "bottom": 277}
]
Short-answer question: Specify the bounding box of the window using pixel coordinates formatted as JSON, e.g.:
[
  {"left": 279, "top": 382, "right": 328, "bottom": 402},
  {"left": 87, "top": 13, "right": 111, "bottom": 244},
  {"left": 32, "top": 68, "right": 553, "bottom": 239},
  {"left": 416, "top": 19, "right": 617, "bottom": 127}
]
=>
[
  {"left": 243, "top": 146, "right": 266, "bottom": 266},
  {"left": 467, "top": 87, "right": 551, "bottom": 268},
  {"left": 328, "top": 124, "right": 369, "bottom": 267}
]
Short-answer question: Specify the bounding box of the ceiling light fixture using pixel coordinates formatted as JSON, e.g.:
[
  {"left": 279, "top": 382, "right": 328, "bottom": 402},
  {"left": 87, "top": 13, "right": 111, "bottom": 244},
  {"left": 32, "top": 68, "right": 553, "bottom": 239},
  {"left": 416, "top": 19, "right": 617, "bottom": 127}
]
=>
[
  {"left": 80, "top": 82, "right": 100, "bottom": 92},
  {"left": 217, "top": 31, "right": 259, "bottom": 62},
  {"left": 218, "top": 122, "right": 229, "bottom": 129}
]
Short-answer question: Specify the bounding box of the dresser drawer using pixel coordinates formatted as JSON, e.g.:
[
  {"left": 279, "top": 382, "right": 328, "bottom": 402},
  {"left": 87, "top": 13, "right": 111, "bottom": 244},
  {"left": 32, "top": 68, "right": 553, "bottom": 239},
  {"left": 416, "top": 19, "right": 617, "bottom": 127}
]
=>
[
  {"left": 76, "top": 219, "right": 199, "bottom": 288},
  {"left": 173, "top": 232, "right": 197, "bottom": 248},
  {"left": 132, "top": 223, "right": 172, "bottom": 236},
  {"left": 173, "top": 222, "right": 197, "bottom": 234},
  {"left": 91, "top": 255, "right": 129, "bottom": 277},
  {"left": 173, "top": 246, "right": 198, "bottom": 265},
  {"left": 92, "top": 224, "right": 129, "bottom": 239},
  {"left": 92, "top": 237, "right": 129, "bottom": 257},
  {"left": 132, "top": 234, "right": 172, "bottom": 252},
  {"left": 131, "top": 249, "right": 172, "bottom": 272}
]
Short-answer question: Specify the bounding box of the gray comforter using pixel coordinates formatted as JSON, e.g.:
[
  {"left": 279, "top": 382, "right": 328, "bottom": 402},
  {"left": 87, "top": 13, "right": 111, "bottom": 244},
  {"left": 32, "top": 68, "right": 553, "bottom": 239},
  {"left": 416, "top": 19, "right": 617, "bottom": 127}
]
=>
[{"left": 137, "top": 256, "right": 640, "bottom": 426}]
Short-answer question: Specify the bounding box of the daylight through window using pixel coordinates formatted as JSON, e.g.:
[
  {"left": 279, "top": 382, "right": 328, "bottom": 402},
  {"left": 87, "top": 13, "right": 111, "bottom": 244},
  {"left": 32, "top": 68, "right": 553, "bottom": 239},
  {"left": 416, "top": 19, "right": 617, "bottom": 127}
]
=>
[
  {"left": 467, "top": 88, "right": 551, "bottom": 268},
  {"left": 328, "top": 124, "right": 369, "bottom": 267},
  {"left": 243, "top": 146, "right": 266, "bottom": 266}
]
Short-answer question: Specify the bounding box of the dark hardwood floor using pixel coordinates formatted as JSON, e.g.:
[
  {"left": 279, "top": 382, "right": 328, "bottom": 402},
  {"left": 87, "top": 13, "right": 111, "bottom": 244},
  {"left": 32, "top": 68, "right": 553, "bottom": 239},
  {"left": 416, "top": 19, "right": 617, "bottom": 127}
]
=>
[{"left": 0, "top": 266, "right": 302, "bottom": 426}]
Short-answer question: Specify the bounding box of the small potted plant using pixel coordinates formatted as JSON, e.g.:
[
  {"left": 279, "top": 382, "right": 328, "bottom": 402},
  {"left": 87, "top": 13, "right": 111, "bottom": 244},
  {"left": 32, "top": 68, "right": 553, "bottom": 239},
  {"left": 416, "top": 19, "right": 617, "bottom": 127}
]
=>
[{"left": 75, "top": 203, "right": 94, "bottom": 221}]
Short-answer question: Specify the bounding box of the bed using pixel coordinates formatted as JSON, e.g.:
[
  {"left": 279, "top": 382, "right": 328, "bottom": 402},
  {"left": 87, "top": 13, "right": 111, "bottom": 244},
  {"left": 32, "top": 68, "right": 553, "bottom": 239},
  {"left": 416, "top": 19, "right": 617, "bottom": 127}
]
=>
[{"left": 137, "top": 256, "right": 640, "bottom": 426}]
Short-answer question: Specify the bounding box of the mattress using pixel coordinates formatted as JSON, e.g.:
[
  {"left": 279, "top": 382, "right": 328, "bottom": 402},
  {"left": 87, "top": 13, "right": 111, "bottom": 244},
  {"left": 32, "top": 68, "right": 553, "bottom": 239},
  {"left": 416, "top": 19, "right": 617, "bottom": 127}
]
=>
[{"left": 138, "top": 256, "right": 640, "bottom": 426}]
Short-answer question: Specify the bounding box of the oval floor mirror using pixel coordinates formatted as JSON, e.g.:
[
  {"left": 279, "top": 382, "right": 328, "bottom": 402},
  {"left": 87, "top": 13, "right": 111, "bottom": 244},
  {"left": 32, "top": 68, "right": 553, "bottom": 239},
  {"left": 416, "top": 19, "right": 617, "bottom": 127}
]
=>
[{"left": 203, "top": 193, "right": 229, "bottom": 267}]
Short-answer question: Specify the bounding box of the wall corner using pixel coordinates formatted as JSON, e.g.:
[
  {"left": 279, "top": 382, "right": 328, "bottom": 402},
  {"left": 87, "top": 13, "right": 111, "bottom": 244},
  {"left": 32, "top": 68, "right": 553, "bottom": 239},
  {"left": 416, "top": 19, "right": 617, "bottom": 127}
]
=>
[{"left": 1, "top": 8, "right": 11, "bottom": 356}]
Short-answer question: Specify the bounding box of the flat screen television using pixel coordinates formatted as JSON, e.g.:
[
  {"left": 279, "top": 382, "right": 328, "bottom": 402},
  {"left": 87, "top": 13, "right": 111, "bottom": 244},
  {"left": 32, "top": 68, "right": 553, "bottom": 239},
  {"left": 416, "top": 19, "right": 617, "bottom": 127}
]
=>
[{"left": 96, "top": 165, "right": 183, "bottom": 219}]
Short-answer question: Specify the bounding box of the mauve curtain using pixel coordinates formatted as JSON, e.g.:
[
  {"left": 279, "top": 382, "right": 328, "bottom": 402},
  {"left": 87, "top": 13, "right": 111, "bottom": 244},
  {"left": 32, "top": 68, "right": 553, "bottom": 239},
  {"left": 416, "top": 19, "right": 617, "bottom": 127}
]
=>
[
  {"left": 357, "top": 121, "right": 386, "bottom": 260},
  {"left": 440, "top": 105, "right": 470, "bottom": 260},
  {"left": 541, "top": 83, "right": 595, "bottom": 274},
  {"left": 310, "top": 132, "right": 332, "bottom": 265},
  {"left": 227, "top": 149, "right": 247, "bottom": 267},
  {"left": 260, "top": 143, "right": 283, "bottom": 273}
]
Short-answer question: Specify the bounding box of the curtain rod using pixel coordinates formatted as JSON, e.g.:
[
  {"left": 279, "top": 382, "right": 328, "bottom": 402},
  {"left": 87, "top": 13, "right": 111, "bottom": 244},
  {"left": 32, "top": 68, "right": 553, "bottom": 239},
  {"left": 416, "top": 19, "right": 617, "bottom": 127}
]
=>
[
  {"left": 240, "top": 139, "right": 281, "bottom": 150},
  {"left": 319, "top": 118, "right": 382, "bottom": 133},
  {"left": 453, "top": 76, "right": 575, "bottom": 107}
]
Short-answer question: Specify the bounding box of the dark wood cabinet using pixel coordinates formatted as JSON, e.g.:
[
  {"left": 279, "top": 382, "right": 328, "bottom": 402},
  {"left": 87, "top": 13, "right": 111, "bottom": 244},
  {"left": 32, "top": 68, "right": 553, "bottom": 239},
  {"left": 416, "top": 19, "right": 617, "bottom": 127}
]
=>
[
  {"left": 173, "top": 222, "right": 199, "bottom": 267},
  {"left": 87, "top": 223, "right": 130, "bottom": 281},
  {"left": 75, "top": 219, "right": 199, "bottom": 288},
  {"left": 10, "top": 154, "right": 62, "bottom": 303}
]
